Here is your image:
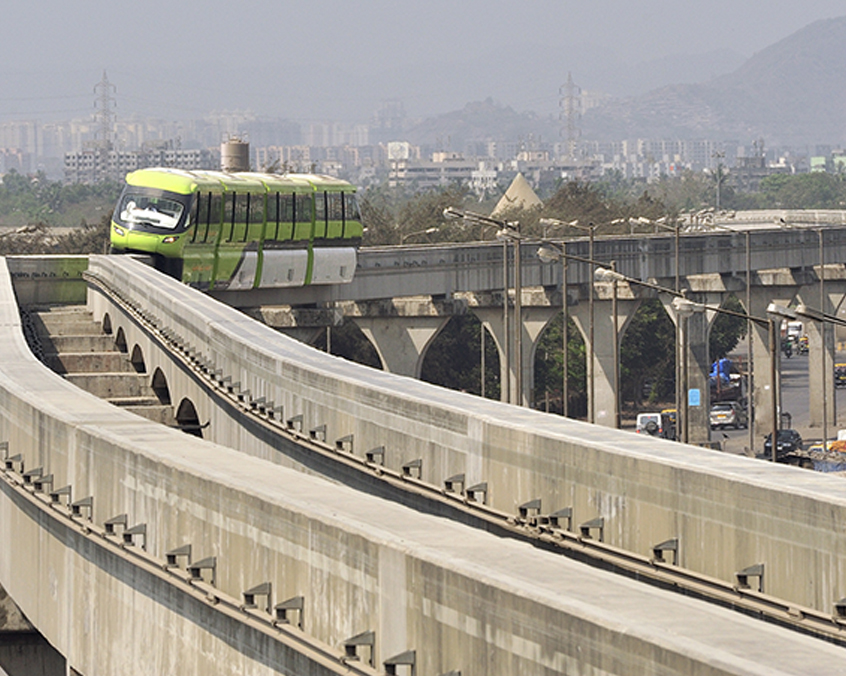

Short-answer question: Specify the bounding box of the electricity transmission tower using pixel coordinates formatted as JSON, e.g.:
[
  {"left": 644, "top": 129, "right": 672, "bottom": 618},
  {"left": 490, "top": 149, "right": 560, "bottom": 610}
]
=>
[
  {"left": 93, "top": 71, "right": 117, "bottom": 179},
  {"left": 559, "top": 72, "right": 581, "bottom": 160}
]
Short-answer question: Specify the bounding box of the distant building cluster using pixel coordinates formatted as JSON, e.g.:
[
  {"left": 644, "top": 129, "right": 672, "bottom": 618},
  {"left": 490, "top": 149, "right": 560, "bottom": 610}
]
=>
[
  {"left": 63, "top": 142, "right": 218, "bottom": 184},
  {"left": 0, "top": 105, "right": 845, "bottom": 195}
]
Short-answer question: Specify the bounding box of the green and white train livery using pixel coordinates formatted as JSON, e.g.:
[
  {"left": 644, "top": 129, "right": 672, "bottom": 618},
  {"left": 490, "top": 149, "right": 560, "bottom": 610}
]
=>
[{"left": 110, "top": 168, "right": 363, "bottom": 290}]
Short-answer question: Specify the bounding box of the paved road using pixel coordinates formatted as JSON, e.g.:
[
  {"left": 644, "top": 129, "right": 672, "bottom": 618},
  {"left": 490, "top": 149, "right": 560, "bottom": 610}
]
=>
[{"left": 718, "top": 349, "right": 846, "bottom": 456}]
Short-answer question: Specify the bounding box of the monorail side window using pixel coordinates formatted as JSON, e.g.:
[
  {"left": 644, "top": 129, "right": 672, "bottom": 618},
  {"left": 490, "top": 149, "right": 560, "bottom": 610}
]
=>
[
  {"left": 235, "top": 192, "right": 249, "bottom": 224},
  {"left": 315, "top": 191, "right": 326, "bottom": 223},
  {"left": 292, "top": 194, "right": 313, "bottom": 241},
  {"left": 224, "top": 193, "right": 236, "bottom": 241},
  {"left": 267, "top": 192, "right": 279, "bottom": 239},
  {"left": 296, "top": 194, "right": 312, "bottom": 223},
  {"left": 327, "top": 193, "right": 343, "bottom": 221},
  {"left": 249, "top": 192, "right": 265, "bottom": 240},
  {"left": 237, "top": 193, "right": 251, "bottom": 242},
  {"left": 279, "top": 193, "right": 294, "bottom": 223},
  {"left": 193, "top": 193, "right": 212, "bottom": 243},
  {"left": 190, "top": 193, "right": 204, "bottom": 243},
  {"left": 313, "top": 192, "right": 328, "bottom": 238},
  {"left": 208, "top": 194, "right": 222, "bottom": 242}
]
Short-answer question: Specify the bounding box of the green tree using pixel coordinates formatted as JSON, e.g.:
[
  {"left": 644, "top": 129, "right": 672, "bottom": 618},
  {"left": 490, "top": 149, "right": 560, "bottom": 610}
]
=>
[
  {"left": 619, "top": 299, "right": 675, "bottom": 406},
  {"left": 542, "top": 180, "right": 617, "bottom": 232},
  {"left": 534, "top": 314, "right": 587, "bottom": 416},
  {"left": 420, "top": 315, "right": 500, "bottom": 399},
  {"left": 311, "top": 320, "right": 382, "bottom": 369},
  {"left": 359, "top": 184, "right": 471, "bottom": 245},
  {"left": 709, "top": 296, "right": 747, "bottom": 361},
  {"left": 757, "top": 173, "right": 846, "bottom": 209}
]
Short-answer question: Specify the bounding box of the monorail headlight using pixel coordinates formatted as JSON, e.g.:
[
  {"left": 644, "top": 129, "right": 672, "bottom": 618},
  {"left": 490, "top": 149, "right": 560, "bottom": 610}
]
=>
[
  {"left": 112, "top": 224, "right": 126, "bottom": 237},
  {"left": 162, "top": 235, "right": 178, "bottom": 244}
]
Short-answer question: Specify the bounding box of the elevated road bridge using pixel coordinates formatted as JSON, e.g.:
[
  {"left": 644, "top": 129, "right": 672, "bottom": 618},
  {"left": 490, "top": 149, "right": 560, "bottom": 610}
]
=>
[
  {"left": 1, "top": 251, "right": 846, "bottom": 674},
  {"left": 217, "top": 211, "right": 846, "bottom": 443}
]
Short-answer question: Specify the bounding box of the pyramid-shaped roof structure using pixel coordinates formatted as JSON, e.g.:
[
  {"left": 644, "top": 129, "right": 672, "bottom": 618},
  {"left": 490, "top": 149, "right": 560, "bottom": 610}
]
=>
[{"left": 491, "top": 173, "right": 542, "bottom": 218}]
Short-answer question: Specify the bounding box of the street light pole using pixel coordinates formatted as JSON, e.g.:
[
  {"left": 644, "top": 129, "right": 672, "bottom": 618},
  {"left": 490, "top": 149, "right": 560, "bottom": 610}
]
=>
[
  {"left": 746, "top": 230, "right": 753, "bottom": 454},
  {"left": 515, "top": 228, "right": 523, "bottom": 405},
  {"left": 480, "top": 323, "right": 486, "bottom": 398},
  {"left": 649, "top": 218, "right": 682, "bottom": 440},
  {"left": 769, "top": 318, "right": 779, "bottom": 463},
  {"left": 562, "top": 246, "right": 569, "bottom": 417},
  {"left": 819, "top": 228, "right": 829, "bottom": 448},
  {"left": 502, "top": 234, "right": 510, "bottom": 402},
  {"left": 539, "top": 218, "right": 597, "bottom": 421},
  {"left": 671, "top": 296, "right": 700, "bottom": 444},
  {"left": 445, "top": 207, "right": 522, "bottom": 406},
  {"left": 495, "top": 225, "right": 523, "bottom": 404},
  {"left": 611, "top": 260, "right": 620, "bottom": 428},
  {"left": 767, "top": 302, "right": 801, "bottom": 460},
  {"left": 587, "top": 224, "right": 595, "bottom": 423},
  {"left": 541, "top": 244, "right": 625, "bottom": 426}
]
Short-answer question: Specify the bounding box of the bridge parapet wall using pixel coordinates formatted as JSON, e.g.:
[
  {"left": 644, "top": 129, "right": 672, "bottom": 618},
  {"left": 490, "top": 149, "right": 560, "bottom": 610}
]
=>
[{"left": 82, "top": 255, "right": 846, "bottom": 619}]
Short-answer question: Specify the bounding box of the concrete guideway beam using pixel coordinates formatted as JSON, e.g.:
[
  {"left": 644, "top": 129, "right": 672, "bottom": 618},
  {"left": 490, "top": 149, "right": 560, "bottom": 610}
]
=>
[
  {"left": 16, "top": 261, "right": 846, "bottom": 674},
  {"left": 8, "top": 254, "right": 846, "bottom": 674},
  {"left": 81, "top": 259, "right": 846, "bottom": 608}
]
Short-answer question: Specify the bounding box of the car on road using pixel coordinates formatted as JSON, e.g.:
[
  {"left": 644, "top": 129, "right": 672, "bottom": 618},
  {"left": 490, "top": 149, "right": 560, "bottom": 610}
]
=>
[
  {"left": 762, "top": 429, "right": 804, "bottom": 459},
  {"left": 635, "top": 412, "right": 673, "bottom": 438},
  {"left": 636, "top": 412, "right": 662, "bottom": 436},
  {"left": 709, "top": 401, "right": 748, "bottom": 430}
]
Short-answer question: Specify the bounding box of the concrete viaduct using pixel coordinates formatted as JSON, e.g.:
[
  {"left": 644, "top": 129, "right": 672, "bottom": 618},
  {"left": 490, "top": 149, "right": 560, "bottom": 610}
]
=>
[
  {"left": 1, "top": 212, "right": 846, "bottom": 673},
  {"left": 216, "top": 209, "right": 846, "bottom": 445}
]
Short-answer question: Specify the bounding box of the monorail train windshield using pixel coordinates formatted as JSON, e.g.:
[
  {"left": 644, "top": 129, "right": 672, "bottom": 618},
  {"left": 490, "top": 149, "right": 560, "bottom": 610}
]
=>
[{"left": 113, "top": 188, "right": 190, "bottom": 234}]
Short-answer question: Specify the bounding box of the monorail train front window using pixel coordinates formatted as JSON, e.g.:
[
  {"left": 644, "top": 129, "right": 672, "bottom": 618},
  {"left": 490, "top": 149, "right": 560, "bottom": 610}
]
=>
[{"left": 114, "top": 191, "right": 188, "bottom": 232}]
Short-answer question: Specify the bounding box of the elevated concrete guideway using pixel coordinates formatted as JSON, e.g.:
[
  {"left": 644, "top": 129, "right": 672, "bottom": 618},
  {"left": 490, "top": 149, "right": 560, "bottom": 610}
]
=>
[
  {"left": 3, "top": 254, "right": 846, "bottom": 674},
  {"left": 216, "top": 213, "right": 846, "bottom": 441}
]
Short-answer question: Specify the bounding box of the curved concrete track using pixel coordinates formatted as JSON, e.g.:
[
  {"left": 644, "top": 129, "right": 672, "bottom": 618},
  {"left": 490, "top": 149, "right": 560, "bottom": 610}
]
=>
[{"left": 1, "top": 256, "right": 846, "bottom": 675}]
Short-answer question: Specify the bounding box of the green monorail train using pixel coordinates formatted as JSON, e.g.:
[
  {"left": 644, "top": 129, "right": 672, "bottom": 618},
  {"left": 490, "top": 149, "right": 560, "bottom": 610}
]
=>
[{"left": 110, "top": 168, "right": 364, "bottom": 290}]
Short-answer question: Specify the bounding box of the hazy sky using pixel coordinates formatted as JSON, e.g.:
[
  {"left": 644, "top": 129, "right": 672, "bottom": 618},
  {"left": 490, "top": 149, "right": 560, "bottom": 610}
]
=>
[{"left": 1, "top": 1, "right": 844, "bottom": 123}]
